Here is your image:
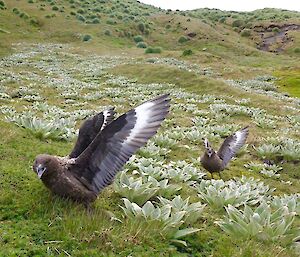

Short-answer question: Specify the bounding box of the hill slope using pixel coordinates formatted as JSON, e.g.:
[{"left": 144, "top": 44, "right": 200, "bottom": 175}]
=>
[{"left": 0, "top": 1, "right": 299, "bottom": 256}]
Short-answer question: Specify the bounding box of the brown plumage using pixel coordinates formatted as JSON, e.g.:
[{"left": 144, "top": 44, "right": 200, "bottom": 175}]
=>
[
  {"left": 200, "top": 126, "right": 249, "bottom": 177},
  {"left": 33, "top": 94, "right": 170, "bottom": 205}
]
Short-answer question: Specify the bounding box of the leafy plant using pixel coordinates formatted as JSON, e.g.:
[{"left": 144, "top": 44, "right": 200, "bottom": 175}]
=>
[
  {"left": 133, "top": 35, "right": 144, "bottom": 43},
  {"left": 138, "top": 142, "right": 170, "bottom": 160},
  {"left": 114, "top": 171, "right": 159, "bottom": 205},
  {"left": 161, "top": 160, "right": 206, "bottom": 184},
  {"left": 245, "top": 162, "right": 282, "bottom": 178},
  {"left": 254, "top": 144, "right": 280, "bottom": 160},
  {"left": 104, "top": 29, "right": 111, "bottom": 36},
  {"left": 153, "top": 134, "right": 177, "bottom": 148},
  {"left": 82, "top": 34, "right": 92, "bottom": 42},
  {"left": 155, "top": 179, "right": 182, "bottom": 199},
  {"left": 136, "top": 42, "right": 147, "bottom": 48},
  {"left": 271, "top": 194, "right": 300, "bottom": 215},
  {"left": 158, "top": 195, "right": 206, "bottom": 224},
  {"left": 137, "top": 163, "right": 164, "bottom": 180},
  {"left": 196, "top": 176, "right": 274, "bottom": 210},
  {"left": 145, "top": 47, "right": 162, "bottom": 54},
  {"left": 240, "top": 29, "right": 251, "bottom": 37},
  {"left": 216, "top": 201, "right": 299, "bottom": 244},
  {"left": 121, "top": 199, "right": 200, "bottom": 246},
  {"left": 253, "top": 114, "right": 276, "bottom": 129},
  {"left": 182, "top": 49, "right": 193, "bottom": 56},
  {"left": 5, "top": 112, "right": 76, "bottom": 141},
  {"left": 178, "top": 36, "right": 189, "bottom": 44},
  {"left": 281, "top": 139, "right": 300, "bottom": 162},
  {"left": 0, "top": 0, "right": 6, "bottom": 10}
]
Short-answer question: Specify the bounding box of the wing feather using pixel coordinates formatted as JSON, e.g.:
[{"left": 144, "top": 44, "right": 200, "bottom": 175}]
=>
[
  {"left": 217, "top": 126, "right": 249, "bottom": 168},
  {"left": 69, "top": 108, "right": 115, "bottom": 158},
  {"left": 74, "top": 94, "right": 170, "bottom": 194}
]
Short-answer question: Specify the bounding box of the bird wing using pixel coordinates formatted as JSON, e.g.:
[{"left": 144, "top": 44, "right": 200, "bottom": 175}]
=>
[
  {"left": 217, "top": 126, "right": 249, "bottom": 168},
  {"left": 69, "top": 108, "right": 115, "bottom": 158},
  {"left": 73, "top": 94, "right": 170, "bottom": 194}
]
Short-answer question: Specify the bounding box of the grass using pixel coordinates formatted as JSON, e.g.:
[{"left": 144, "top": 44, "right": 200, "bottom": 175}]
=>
[
  {"left": 274, "top": 69, "right": 300, "bottom": 97},
  {"left": 0, "top": 1, "right": 299, "bottom": 256}
]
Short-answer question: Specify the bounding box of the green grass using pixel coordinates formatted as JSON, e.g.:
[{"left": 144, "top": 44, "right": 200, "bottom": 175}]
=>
[
  {"left": 0, "top": 1, "right": 299, "bottom": 256},
  {"left": 274, "top": 69, "right": 300, "bottom": 97}
]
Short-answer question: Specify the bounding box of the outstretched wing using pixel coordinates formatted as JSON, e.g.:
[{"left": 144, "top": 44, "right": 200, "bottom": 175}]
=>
[
  {"left": 217, "top": 126, "right": 249, "bottom": 168},
  {"left": 74, "top": 94, "right": 170, "bottom": 194},
  {"left": 69, "top": 108, "right": 115, "bottom": 158}
]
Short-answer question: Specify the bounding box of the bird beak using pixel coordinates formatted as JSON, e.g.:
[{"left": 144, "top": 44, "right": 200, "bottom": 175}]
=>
[{"left": 36, "top": 164, "right": 46, "bottom": 179}]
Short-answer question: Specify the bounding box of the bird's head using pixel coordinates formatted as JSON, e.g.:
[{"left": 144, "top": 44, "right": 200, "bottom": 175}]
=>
[
  {"left": 33, "top": 154, "right": 56, "bottom": 179},
  {"left": 203, "top": 138, "right": 214, "bottom": 158}
]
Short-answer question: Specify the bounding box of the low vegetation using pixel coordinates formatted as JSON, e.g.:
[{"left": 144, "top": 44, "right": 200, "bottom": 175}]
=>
[{"left": 0, "top": 0, "right": 299, "bottom": 256}]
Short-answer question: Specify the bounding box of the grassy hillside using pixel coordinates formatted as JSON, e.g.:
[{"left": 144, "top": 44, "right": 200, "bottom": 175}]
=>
[{"left": 0, "top": 1, "right": 299, "bottom": 256}]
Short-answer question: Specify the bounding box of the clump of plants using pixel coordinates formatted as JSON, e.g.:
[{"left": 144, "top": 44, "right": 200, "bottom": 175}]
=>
[
  {"left": 244, "top": 162, "right": 282, "bottom": 178},
  {"left": 12, "top": 7, "right": 20, "bottom": 14},
  {"left": 216, "top": 201, "right": 299, "bottom": 244},
  {"left": 52, "top": 5, "right": 59, "bottom": 11},
  {"left": 294, "top": 48, "right": 300, "bottom": 53},
  {"left": 145, "top": 47, "right": 162, "bottom": 54},
  {"left": 5, "top": 112, "right": 76, "bottom": 141},
  {"left": 136, "top": 41, "right": 147, "bottom": 48},
  {"left": 178, "top": 36, "right": 189, "bottom": 44},
  {"left": 232, "top": 19, "right": 244, "bottom": 28},
  {"left": 0, "top": 0, "right": 6, "bottom": 10},
  {"left": 137, "top": 22, "right": 145, "bottom": 33},
  {"left": 121, "top": 199, "right": 201, "bottom": 246},
  {"left": 104, "top": 29, "right": 111, "bottom": 36},
  {"left": 182, "top": 49, "right": 193, "bottom": 56},
  {"left": 114, "top": 171, "right": 159, "bottom": 205},
  {"left": 19, "top": 12, "right": 30, "bottom": 20},
  {"left": 76, "top": 14, "right": 85, "bottom": 22},
  {"left": 82, "top": 34, "right": 92, "bottom": 42},
  {"left": 196, "top": 176, "right": 274, "bottom": 210},
  {"left": 91, "top": 18, "right": 100, "bottom": 24},
  {"left": 133, "top": 35, "right": 144, "bottom": 43},
  {"left": 240, "top": 29, "right": 251, "bottom": 37},
  {"left": 106, "top": 18, "right": 117, "bottom": 25},
  {"left": 254, "top": 138, "right": 300, "bottom": 163}
]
